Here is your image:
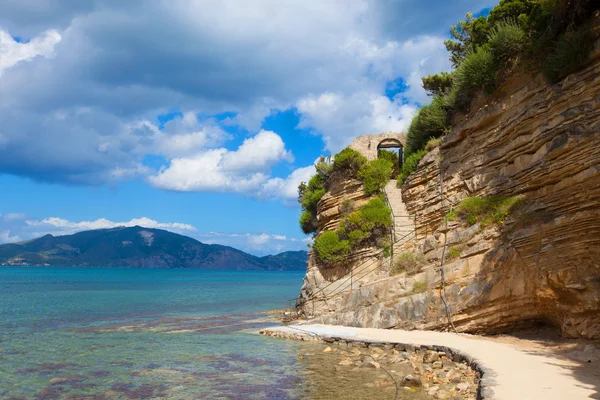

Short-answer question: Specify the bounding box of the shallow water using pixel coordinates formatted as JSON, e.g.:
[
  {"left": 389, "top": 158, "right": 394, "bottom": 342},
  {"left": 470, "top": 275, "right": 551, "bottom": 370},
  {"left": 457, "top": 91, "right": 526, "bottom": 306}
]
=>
[{"left": 0, "top": 267, "right": 427, "bottom": 399}]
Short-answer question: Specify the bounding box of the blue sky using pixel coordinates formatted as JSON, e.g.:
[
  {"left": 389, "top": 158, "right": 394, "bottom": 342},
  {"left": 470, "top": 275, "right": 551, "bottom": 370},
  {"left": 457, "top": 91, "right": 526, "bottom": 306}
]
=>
[{"left": 0, "top": 0, "right": 495, "bottom": 255}]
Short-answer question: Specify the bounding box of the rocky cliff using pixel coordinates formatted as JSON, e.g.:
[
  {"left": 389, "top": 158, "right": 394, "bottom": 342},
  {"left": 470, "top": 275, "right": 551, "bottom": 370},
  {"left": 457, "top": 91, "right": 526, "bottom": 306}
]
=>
[{"left": 297, "top": 43, "right": 600, "bottom": 339}]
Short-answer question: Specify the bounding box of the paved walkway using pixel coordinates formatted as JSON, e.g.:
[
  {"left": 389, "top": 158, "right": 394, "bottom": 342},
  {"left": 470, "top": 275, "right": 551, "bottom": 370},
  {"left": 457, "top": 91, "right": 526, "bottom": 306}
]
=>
[
  {"left": 384, "top": 180, "right": 414, "bottom": 242},
  {"left": 262, "top": 324, "right": 598, "bottom": 400}
]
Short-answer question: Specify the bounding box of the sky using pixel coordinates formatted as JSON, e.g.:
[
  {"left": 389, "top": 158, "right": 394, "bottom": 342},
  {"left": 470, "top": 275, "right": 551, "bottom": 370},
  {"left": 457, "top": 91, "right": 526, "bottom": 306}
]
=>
[{"left": 0, "top": 0, "right": 495, "bottom": 256}]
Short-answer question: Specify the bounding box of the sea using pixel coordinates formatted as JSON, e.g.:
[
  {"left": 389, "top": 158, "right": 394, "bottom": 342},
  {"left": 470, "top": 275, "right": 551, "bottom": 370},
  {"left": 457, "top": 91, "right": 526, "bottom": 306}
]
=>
[{"left": 0, "top": 267, "right": 427, "bottom": 399}]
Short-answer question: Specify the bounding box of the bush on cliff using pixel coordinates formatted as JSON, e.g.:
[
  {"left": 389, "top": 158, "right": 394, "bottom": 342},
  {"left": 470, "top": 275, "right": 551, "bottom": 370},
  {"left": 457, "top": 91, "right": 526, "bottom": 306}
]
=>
[
  {"left": 448, "top": 195, "right": 523, "bottom": 227},
  {"left": 331, "top": 148, "right": 368, "bottom": 178},
  {"left": 405, "top": 95, "right": 449, "bottom": 156},
  {"left": 312, "top": 231, "right": 351, "bottom": 264},
  {"left": 397, "top": 150, "right": 428, "bottom": 186},
  {"left": 392, "top": 251, "right": 427, "bottom": 275},
  {"left": 542, "top": 26, "right": 595, "bottom": 83},
  {"left": 297, "top": 173, "right": 327, "bottom": 234},
  {"left": 359, "top": 158, "right": 394, "bottom": 195},
  {"left": 313, "top": 197, "right": 392, "bottom": 264}
]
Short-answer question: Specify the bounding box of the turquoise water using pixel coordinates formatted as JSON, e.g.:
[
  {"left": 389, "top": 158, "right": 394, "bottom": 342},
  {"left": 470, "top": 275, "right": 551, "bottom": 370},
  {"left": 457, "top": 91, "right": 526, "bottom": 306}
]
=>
[
  {"left": 0, "top": 267, "right": 314, "bottom": 399},
  {"left": 0, "top": 267, "right": 428, "bottom": 400}
]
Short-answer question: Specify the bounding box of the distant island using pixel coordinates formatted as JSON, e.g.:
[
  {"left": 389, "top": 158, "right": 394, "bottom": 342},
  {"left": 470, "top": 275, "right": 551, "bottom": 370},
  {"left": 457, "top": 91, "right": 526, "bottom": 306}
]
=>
[{"left": 0, "top": 226, "right": 308, "bottom": 270}]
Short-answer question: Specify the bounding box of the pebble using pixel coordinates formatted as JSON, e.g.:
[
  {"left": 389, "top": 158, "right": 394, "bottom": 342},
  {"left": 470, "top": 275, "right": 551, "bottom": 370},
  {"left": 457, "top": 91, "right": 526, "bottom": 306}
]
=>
[
  {"left": 432, "top": 361, "right": 443, "bottom": 369},
  {"left": 456, "top": 382, "right": 470, "bottom": 391},
  {"left": 402, "top": 374, "right": 422, "bottom": 387},
  {"left": 423, "top": 350, "right": 440, "bottom": 363}
]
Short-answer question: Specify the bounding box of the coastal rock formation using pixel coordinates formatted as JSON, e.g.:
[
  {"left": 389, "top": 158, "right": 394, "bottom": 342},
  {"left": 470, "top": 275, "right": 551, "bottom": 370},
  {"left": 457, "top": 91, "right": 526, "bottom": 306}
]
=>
[{"left": 297, "top": 45, "right": 600, "bottom": 339}]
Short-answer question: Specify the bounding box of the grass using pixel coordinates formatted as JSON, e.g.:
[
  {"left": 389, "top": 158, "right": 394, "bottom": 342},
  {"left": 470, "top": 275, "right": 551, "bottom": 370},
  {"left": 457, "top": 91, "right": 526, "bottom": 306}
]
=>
[
  {"left": 412, "top": 281, "right": 428, "bottom": 294},
  {"left": 424, "top": 137, "right": 442, "bottom": 152},
  {"left": 391, "top": 251, "right": 427, "bottom": 276},
  {"left": 447, "top": 246, "right": 462, "bottom": 260},
  {"left": 452, "top": 195, "right": 522, "bottom": 227}
]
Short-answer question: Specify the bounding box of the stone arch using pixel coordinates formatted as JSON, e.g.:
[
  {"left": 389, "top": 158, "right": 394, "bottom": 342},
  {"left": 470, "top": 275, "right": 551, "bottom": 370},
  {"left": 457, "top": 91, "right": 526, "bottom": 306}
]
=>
[
  {"left": 349, "top": 132, "right": 406, "bottom": 162},
  {"left": 377, "top": 138, "right": 404, "bottom": 169}
]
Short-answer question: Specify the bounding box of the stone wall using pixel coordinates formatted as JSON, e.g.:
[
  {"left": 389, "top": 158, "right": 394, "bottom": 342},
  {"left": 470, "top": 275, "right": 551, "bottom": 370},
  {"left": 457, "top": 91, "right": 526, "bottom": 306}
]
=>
[{"left": 349, "top": 132, "right": 406, "bottom": 161}]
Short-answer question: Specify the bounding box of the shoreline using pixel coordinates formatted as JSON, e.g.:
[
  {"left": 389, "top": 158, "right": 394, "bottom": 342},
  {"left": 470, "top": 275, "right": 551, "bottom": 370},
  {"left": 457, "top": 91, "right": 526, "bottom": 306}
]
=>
[{"left": 259, "top": 324, "right": 600, "bottom": 400}]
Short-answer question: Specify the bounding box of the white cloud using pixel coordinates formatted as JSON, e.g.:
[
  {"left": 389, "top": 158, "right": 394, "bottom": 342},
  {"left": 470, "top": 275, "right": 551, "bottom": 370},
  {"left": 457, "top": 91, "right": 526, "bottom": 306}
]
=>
[
  {"left": 0, "top": 0, "right": 490, "bottom": 193},
  {"left": 198, "top": 231, "right": 311, "bottom": 255},
  {"left": 221, "top": 130, "right": 293, "bottom": 172},
  {"left": 297, "top": 92, "right": 417, "bottom": 152},
  {"left": 2, "top": 213, "right": 27, "bottom": 221},
  {"left": 25, "top": 216, "right": 196, "bottom": 234},
  {"left": 261, "top": 165, "right": 316, "bottom": 201},
  {"left": 0, "top": 28, "right": 61, "bottom": 74},
  {"left": 149, "top": 130, "right": 294, "bottom": 193},
  {"left": 0, "top": 230, "right": 21, "bottom": 244}
]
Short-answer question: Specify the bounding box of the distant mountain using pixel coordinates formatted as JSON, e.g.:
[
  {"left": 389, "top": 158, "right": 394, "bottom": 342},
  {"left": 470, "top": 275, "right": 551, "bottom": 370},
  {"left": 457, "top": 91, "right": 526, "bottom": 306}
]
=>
[
  {"left": 0, "top": 226, "right": 308, "bottom": 270},
  {"left": 259, "top": 251, "right": 309, "bottom": 271}
]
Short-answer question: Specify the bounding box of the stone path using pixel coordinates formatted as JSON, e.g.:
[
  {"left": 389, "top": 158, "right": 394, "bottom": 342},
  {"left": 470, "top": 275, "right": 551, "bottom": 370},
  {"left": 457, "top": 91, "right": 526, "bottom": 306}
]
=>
[
  {"left": 261, "top": 324, "right": 599, "bottom": 400},
  {"left": 384, "top": 180, "right": 414, "bottom": 242}
]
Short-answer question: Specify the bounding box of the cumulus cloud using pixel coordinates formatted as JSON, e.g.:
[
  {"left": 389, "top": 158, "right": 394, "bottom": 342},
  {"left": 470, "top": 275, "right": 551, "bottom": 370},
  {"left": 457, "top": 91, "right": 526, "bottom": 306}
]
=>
[
  {"left": 297, "top": 92, "right": 417, "bottom": 152},
  {"left": 0, "top": 28, "right": 61, "bottom": 74},
  {"left": 0, "top": 0, "right": 491, "bottom": 189},
  {"left": 148, "top": 130, "right": 294, "bottom": 193},
  {"left": 261, "top": 165, "right": 317, "bottom": 201},
  {"left": 198, "top": 231, "right": 311, "bottom": 255},
  {"left": 26, "top": 216, "right": 196, "bottom": 234}
]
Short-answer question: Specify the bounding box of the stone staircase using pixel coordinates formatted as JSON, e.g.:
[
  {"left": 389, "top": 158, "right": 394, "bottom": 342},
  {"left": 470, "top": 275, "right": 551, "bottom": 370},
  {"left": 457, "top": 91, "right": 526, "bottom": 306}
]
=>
[{"left": 384, "top": 180, "right": 415, "bottom": 242}]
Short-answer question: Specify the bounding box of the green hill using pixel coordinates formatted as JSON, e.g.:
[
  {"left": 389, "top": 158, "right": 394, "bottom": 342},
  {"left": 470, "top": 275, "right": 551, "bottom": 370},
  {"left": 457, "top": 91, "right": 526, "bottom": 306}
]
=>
[{"left": 0, "top": 226, "right": 308, "bottom": 270}]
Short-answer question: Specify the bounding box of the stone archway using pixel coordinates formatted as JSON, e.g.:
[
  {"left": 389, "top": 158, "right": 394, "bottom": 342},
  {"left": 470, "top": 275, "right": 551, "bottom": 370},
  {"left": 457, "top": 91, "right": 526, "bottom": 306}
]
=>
[{"left": 377, "top": 138, "right": 403, "bottom": 170}]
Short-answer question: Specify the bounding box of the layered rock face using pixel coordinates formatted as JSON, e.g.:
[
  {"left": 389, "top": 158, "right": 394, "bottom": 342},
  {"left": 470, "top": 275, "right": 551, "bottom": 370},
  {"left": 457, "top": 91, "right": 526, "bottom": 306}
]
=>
[{"left": 298, "top": 46, "right": 600, "bottom": 339}]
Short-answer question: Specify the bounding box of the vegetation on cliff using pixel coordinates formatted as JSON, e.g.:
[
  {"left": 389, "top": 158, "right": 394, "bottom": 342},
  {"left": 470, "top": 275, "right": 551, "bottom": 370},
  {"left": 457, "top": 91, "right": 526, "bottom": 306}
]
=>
[
  {"left": 298, "top": 148, "right": 393, "bottom": 235},
  {"left": 312, "top": 196, "right": 392, "bottom": 264},
  {"left": 446, "top": 195, "right": 522, "bottom": 227},
  {"left": 402, "top": 0, "right": 599, "bottom": 168}
]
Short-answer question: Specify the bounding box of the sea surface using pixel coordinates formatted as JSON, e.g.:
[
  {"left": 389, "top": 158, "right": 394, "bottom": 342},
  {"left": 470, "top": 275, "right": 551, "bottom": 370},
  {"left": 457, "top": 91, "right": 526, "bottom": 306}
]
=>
[{"left": 0, "top": 267, "right": 426, "bottom": 399}]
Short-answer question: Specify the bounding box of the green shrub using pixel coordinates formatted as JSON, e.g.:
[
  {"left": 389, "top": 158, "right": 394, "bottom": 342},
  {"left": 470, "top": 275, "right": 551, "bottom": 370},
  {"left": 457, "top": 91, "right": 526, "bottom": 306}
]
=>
[
  {"left": 447, "top": 246, "right": 462, "bottom": 259},
  {"left": 422, "top": 71, "right": 454, "bottom": 97},
  {"left": 359, "top": 158, "right": 393, "bottom": 195},
  {"left": 487, "top": 0, "right": 541, "bottom": 29},
  {"left": 297, "top": 173, "right": 327, "bottom": 234},
  {"left": 542, "top": 27, "right": 595, "bottom": 83},
  {"left": 445, "top": 209, "right": 458, "bottom": 222},
  {"left": 444, "top": 12, "right": 490, "bottom": 67},
  {"left": 424, "top": 137, "right": 442, "bottom": 152},
  {"left": 454, "top": 195, "right": 522, "bottom": 227},
  {"left": 355, "top": 196, "right": 392, "bottom": 228},
  {"left": 299, "top": 210, "right": 317, "bottom": 235},
  {"left": 412, "top": 281, "right": 428, "bottom": 294},
  {"left": 312, "top": 231, "right": 351, "bottom": 264},
  {"left": 487, "top": 20, "right": 526, "bottom": 61},
  {"left": 338, "top": 197, "right": 392, "bottom": 248},
  {"left": 378, "top": 149, "right": 400, "bottom": 178},
  {"left": 452, "top": 46, "right": 498, "bottom": 111},
  {"left": 405, "top": 95, "right": 449, "bottom": 155},
  {"left": 392, "top": 251, "right": 427, "bottom": 275},
  {"left": 332, "top": 148, "right": 368, "bottom": 178},
  {"left": 397, "top": 150, "right": 428, "bottom": 186}
]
